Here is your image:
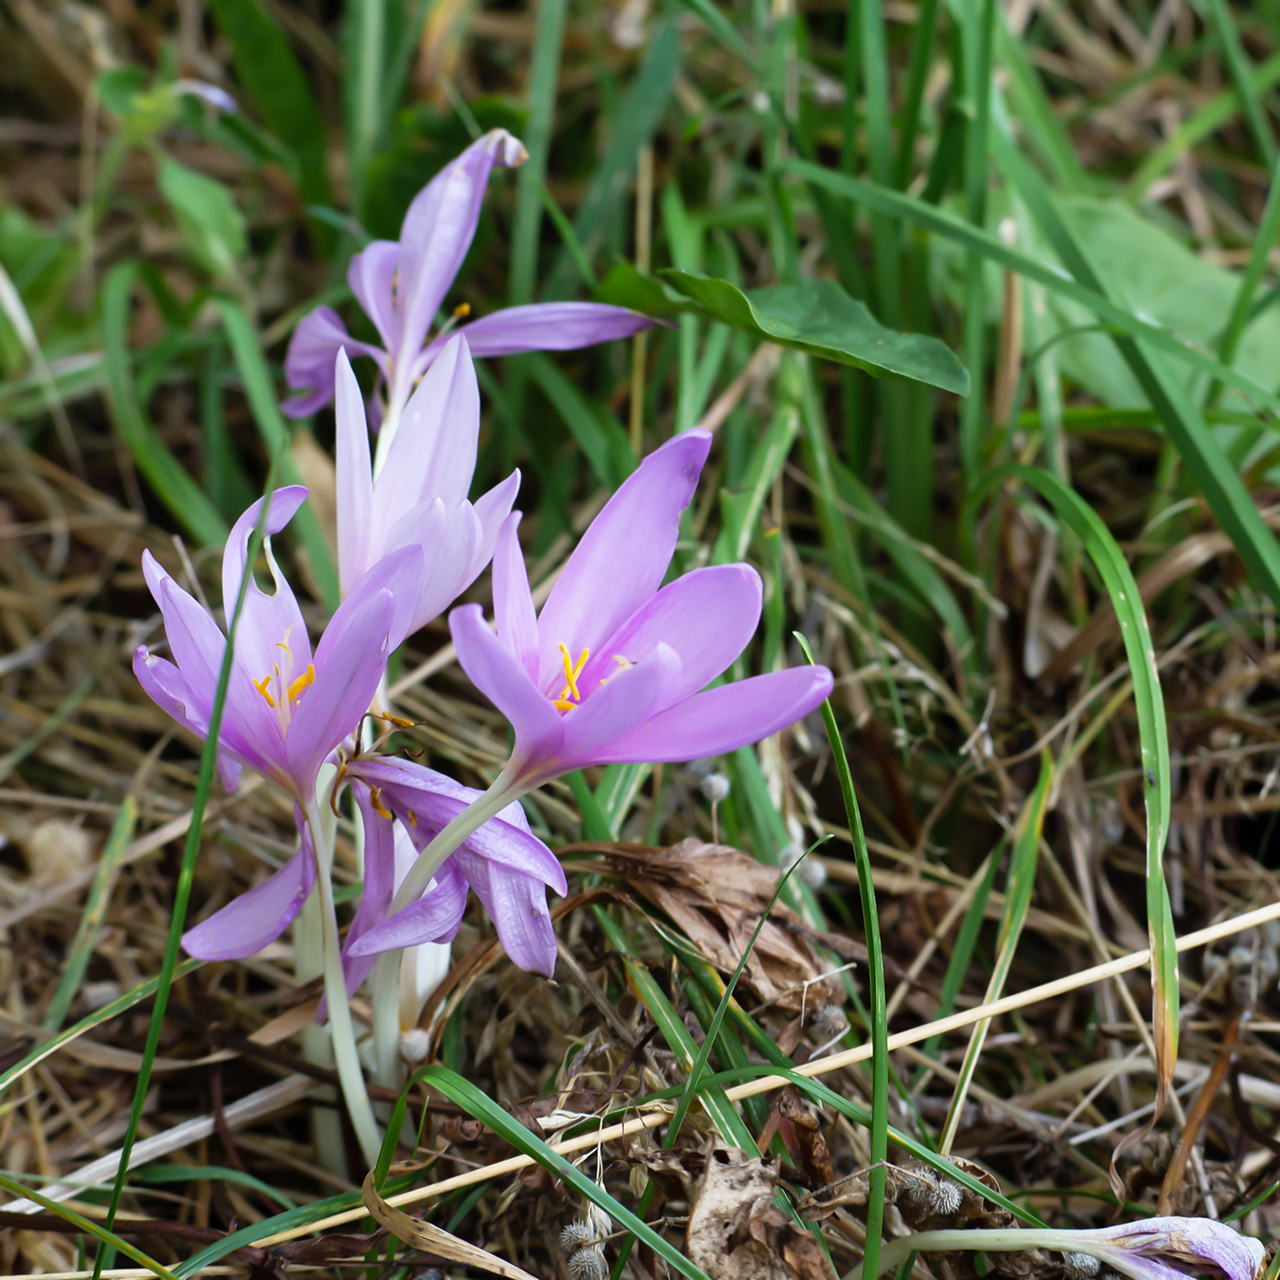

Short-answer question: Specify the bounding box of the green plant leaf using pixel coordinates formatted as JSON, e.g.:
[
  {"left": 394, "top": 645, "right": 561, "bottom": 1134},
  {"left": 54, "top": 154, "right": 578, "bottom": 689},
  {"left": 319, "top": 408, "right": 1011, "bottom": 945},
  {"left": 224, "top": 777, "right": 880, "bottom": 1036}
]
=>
[
  {"left": 156, "top": 156, "right": 246, "bottom": 280},
  {"left": 661, "top": 272, "right": 969, "bottom": 392}
]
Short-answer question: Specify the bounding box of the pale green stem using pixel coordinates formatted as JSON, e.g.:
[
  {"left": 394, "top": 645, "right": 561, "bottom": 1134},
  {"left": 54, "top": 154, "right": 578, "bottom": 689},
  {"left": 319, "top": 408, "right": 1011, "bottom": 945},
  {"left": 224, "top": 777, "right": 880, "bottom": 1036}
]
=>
[
  {"left": 849, "top": 1228, "right": 1130, "bottom": 1280},
  {"left": 371, "top": 381, "right": 408, "bottom": 478},
  {"left": 304, "top": 798, "right": 382, "bottom": 1167},
  {"left": 370, "top": 769, "right": 523, "bottom": 1088}
]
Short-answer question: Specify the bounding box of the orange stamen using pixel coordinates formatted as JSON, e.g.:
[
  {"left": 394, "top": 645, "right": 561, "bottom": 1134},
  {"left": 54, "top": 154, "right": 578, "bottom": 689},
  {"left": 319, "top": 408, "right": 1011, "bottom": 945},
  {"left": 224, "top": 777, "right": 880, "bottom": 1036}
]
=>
[{"left": 287, "top": 663, "right": 315, "bottom": 703}]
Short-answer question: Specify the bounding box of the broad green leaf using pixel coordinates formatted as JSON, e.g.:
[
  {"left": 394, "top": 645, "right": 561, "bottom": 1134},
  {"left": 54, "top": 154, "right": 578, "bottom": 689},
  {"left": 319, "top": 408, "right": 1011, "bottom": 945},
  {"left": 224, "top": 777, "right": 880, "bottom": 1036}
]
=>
[
  {"left": 662, "top": 271, "right": 970, "bottom": 393},
  {"left": 156, "top": 155, "right": 246, "bottom": 279}
]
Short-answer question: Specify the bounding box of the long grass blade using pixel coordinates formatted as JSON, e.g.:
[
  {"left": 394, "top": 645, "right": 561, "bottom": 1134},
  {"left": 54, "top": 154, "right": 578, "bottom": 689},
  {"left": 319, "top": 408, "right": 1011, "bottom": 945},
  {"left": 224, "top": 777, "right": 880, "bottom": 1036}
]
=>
[{"left": 796, "top": 632, "right": 889, "bottom": 1277}]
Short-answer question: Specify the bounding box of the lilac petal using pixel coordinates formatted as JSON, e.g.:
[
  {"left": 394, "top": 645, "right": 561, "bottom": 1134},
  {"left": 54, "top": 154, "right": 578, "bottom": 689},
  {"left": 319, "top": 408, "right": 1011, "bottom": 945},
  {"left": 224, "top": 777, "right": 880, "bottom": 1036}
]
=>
[
  {"left": 395, "top": 130, "right": 527, "bottom": 373},
  {"left": 450, "top": 603, "right": 563, "bottom": 773},
  {"left": 595, "top": 666, "right": 835, "bottom": 765},
  {"left": 142, "top": 551, "right": 223, "bottom": 711},
  {"left": 554, "top": 644, "right": 681, "bottom": 777},
  {"left": 535, "top": 429, "right": 712, "bottom": 691},
  {"left": 284, "top": 588, "right": 395, "bottom": 792},
  {"left": 325, "top": 542, "right": 426, "bottom": 662},
  {"left": 222, "top": 487, "right": 310, "bottom": 676},
  {"left": 582, "top": 564, "right": 762, "bottom": 704},
  {"left": 182, "top": 841, "right": 316, "bottom": 960},
  {"left": 132, "top": 646, "right": 247, "bottom": 790},
  {"left": 283, "top": 307, "right": 385, "bottom": 417},
  {"left": 492, "top": 513, "right": 539, "bottom": 682},
  {"left": 470, "top": 470, "right": 521, "bottom": 578},
  {"left": 405, "top": 502, "right": 481, "bottom": 633},
  {"left": 347, "top": 863, "right": 470, "bottom": 956},
  {"left": 339, "top": 786, "right": 400, "bottom": 994},
  {"left": 377, "top": 336, "right": 480, "bottom": 545},
  {"left": 347, "top": 241, "right": 401, "bottom": 353},
  {"left": 456, "top": 302, "right": 658, "bottom": 357},
  {"left": 334, "top": 351, "right": 374, "bottom": 596},
  {"left": 1095, "top": 1220, "right": 1266, "bottom": 1280},
  {"left": 351, "top": 757, "right": 564, "bottom": 892},
  {"left": 463, "top": 858, "right": 558, "bottom": 977},
  {"left": 172, "top": 80, "right": 238, "bottom": 113},
  {"left": 138, "top": 555, "right": 279, "bottom": 777}
]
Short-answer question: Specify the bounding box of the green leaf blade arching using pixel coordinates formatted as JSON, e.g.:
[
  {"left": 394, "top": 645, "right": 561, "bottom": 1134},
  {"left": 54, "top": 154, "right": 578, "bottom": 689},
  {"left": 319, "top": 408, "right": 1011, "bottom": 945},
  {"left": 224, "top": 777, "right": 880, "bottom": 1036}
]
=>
[{"left": 659, "top": 272, "right": 970, "bottom": 394}]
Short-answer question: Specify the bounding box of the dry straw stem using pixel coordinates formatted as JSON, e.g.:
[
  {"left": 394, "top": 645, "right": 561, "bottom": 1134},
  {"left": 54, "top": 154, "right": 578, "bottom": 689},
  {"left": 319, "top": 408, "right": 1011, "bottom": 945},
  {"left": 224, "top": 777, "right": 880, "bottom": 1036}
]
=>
[{"left": 246, "top": 895, "right": 1280, "bottom": 1247}]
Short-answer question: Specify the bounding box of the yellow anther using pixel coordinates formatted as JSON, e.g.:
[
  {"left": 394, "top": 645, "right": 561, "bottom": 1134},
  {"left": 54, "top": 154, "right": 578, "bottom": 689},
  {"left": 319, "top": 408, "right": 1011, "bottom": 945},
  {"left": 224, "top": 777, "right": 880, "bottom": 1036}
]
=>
[
  {"left": 286, "top": 663, "right": 315, "bottom": 703},
  {"left": 453, "top": 301, "right": 471, "bottom": 318},
  {"left": 369, "top": 786, "right": 393, "bottom": 821},
  {"left": 612, "top": 654, "right": 632, "bottom": 669},
  {"left": 253, "top": 674, "right": 276, "bottom": 707},
  {"left": 275, "top": 626, "right": 294, "bottom": 654},
  {"left": 552, "top": 697, "right": 577, "bottom": 712},
  {"left": 558, "top": 643, "right": 590, "bottom": 702},
  {"left": 407, "top": 810, "right": 418, "bottom": 828}
]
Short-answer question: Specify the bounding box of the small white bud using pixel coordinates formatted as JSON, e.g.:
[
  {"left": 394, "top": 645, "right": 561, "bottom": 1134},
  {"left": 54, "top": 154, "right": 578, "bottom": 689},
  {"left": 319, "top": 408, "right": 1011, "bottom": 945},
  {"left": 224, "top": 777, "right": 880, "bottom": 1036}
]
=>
[
  {"left": 700, "top": 772, "right": 731, "bottom": 804},
  {"left": 399, "top": 1028, "right": 432, "bottom": 1064}
]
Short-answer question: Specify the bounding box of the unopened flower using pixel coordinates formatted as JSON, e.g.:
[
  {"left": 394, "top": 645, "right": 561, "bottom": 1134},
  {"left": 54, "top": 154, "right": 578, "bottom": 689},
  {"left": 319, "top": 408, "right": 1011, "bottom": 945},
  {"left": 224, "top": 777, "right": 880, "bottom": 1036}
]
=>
[
  {"left": 283, "top": 129, "right": 654, "bottom": 422},
  {"left": 449, "top": 429, "right": 834, "bottom": 792},
  {"left": 333, "top": 339, "right": 517, "bottom": 635},
  {"left": 864, "top": 1216, "right": 1267, "bottom": 1280}
]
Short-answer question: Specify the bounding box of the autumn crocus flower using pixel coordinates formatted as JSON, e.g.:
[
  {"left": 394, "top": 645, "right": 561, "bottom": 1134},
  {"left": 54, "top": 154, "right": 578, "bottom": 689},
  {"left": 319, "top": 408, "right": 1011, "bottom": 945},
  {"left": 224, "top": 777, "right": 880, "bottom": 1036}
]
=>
[
  {"left": 345, "top": 757, "right": 567, "bottom": 982},
  {"left": 859, "top": 1217, "right": 1267, "bottom": 1280},
  {"left": 448, "top": 428, "right": 835, "bottom": 791},
  {"left": 334, "top": 337, "right": 517, "bottom": 635},
  {"left": 133, "top": 486, "right": 423, "bottom": 802},
  {"left": 283, "top": 129, "right": 654, "bottom": 437}
]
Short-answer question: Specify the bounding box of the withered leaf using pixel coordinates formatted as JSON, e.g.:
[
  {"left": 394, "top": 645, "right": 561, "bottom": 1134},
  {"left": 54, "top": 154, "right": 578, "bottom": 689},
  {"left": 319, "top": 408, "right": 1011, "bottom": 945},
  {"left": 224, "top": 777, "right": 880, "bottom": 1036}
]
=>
[
  {"left": 608, "top": 840, "right": 847, "bottom": 1018},
  {"left": 687, "top": 1143, "right": 837, "bottom": 1280}
]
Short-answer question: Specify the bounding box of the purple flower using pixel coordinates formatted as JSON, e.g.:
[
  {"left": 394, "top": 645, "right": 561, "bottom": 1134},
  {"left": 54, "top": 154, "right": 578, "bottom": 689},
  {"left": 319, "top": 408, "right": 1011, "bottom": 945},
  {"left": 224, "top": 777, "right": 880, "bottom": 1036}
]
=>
[
  {"left": 344, "top": 757, "right": 567, "bottom": 978},
  {"left": 282, "top": 129, "right": 655, "bottom": 421},
  {"left": 1073, "top": 1218, "right": 1267, "bottom": 1280},
  {"left": 172, "top": 79, "right": 238, "bottom": 113},
  {"left": 133, "top": 486, "right": 423, "bottom": 803},
  {"left": 448, "top": 429, "right": 835, "bottom": 790},
  {"left": 334, "top": 337, "right": 518, "bottom": 633}
]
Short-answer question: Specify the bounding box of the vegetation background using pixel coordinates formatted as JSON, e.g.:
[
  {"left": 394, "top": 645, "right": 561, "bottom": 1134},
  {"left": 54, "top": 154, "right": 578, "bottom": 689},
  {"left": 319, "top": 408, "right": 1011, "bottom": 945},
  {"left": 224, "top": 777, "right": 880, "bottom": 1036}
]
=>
[{"left": 3, "top": 0, "right": 1280, "bottom": 1277}]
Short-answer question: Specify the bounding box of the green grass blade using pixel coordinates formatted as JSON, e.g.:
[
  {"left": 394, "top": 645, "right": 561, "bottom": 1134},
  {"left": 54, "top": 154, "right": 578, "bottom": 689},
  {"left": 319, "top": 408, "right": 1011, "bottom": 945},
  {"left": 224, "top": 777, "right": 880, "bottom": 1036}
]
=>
[
  {"left": 995, "top": 135, "right": 1280, "bottom": 617},
  {"left": 1198, "top": 0, "right": 1276, "bottom": 166},
  {"left": 206, "top": 0, "right": 330, "bottom": 205},
  {"left": 132, "top": 1163, "right": 297, "bottom": 1211},
  {"left": 784, "top": 159, "right": 1280, "bottom": 411},
  {"left": 893, "top": 0, "right": 941, "bottom": 188},
  {"left": 959, "top": 0, "right": 997, "bottom": 483},
  {"left": 414, "top": 1064, "right": 714, "bottom": 1280},
  {"left": 1215, "top": 154, "right": 1280, "bottom": 378},
  {"left": 42, "top": 796, "right": 137, "bottom": 1033},
  {"left": 0, "top": 1171, "right": 178, "bottom": 1280},
  {"left": 668, "top": 850, "right": 812, "bottom": 1140},
  {"left": 216, "top": 299, "right": 340, "bottom": 609},
  {"left": 543, "top": 17, "right": 680, "bottom": 297},
  {"left": 971, "top": 463, "right": 1176, "bottom": 1081},
  {"left": 95, "top": 465, "right": 282, "bottom": 1278},
  {"left": 101, "top": 264, "right": 228, "bottom": 546},
  {"left": 937, "top": 754, "right": 1052, "bottom": 1154},
  {"left": 347, "top": 0, "right": 386, "bottom": 215},
  {"left": 0, "top": 957, "right": 203, "bottom": 1095},
  {"left": 509, "top": 0, "right": 567, "bottom": 307},
  {"left": 796, "top": 632, "right": 888, "bottom": 1278},
  {"left": 592, "top": 905, "right": 757, "bottom": 1148},
  {"left": 1127, "top": 52, "right": 1280, "bottom": 197}
]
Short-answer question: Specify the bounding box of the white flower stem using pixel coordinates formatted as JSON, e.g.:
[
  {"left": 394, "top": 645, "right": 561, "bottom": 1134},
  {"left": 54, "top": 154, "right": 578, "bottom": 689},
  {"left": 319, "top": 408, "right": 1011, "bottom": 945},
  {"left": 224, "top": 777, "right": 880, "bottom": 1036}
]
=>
[
  {"left": 371, "top": 381, "right": 408, "bottom": 479},
  {"left": 304, "top": 798, "right": 382, "bottom": 1168},
  {"left": 849, "top": 1229, "right": 1122, "bottom": 1280},
  {"left": 369, "top": 771, "right": 523, "bottom": 1089}
]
